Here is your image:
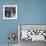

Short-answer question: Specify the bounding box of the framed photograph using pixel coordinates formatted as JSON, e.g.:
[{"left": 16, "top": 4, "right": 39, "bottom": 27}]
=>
[
  {"left": 18, "top": 24, "right": 46, "bottom": 42},
  {"left": 3, "top": 5, "right": 17, "bottom": 19}
]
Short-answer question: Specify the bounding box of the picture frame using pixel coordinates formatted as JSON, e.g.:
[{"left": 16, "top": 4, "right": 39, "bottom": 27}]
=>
[
  {"left": 3, "top": 5, "right": 17, "bottom": 19},
  {"left": 18, "top": 24, "right": 46, "bottom": 42}
]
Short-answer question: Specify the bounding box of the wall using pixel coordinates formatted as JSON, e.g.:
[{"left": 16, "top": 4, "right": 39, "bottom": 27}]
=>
[
  {"left": 0, "top": 0, "right": 21, "bottom": 44},
  {"left": 0, "top": 0, "right": 46, "bottom": 44},
  {"left": 20, "top": 0, "right": 46, "bottom": 24}
]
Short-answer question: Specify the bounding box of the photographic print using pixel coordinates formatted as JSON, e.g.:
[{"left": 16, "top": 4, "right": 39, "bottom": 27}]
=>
[
  {"left": 18, "top": 24, "right": 46, "bottom": 46},
  {"left": 3, "top": 5, "right": 17, "bottom": 19},
  {"left": 18, "top": 25, "right": 46, "bottom": 41}
]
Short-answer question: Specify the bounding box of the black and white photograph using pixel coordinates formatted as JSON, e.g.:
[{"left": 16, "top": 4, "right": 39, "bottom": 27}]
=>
[
  {"left": 3, "top": 5, "right": 17, "bottom": 19},
  {"left": 18, "top": 25, "right": 46, "bottom": 46}
]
